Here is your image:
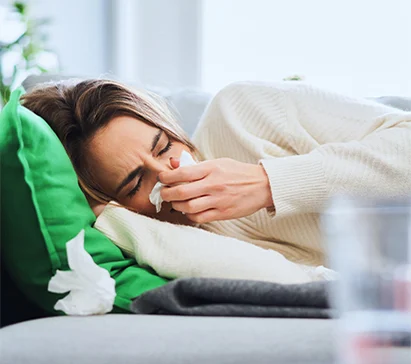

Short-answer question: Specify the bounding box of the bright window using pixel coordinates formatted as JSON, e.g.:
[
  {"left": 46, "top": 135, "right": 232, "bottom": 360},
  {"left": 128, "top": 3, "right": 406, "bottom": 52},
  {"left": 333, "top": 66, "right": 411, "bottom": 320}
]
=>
[{"left": 201, "top": 0, "right": 411, "bottom": 97}]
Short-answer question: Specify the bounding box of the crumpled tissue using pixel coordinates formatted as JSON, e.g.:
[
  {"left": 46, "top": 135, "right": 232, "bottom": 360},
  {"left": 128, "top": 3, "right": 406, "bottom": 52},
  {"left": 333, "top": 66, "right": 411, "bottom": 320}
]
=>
[
  {"left": 149, "top": 150, "right": 197, "bottom": 213},
  {"left": 48, "top": 229, "right": 116, "bottom": 315},
  {"left": 313, "top": 265, "right": 339, "bottom": 280}
]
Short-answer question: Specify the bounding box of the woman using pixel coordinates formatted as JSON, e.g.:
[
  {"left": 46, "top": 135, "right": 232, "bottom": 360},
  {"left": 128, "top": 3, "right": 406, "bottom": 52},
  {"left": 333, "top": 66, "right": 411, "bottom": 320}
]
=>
[{"left": 21, "top": 79, "right": 411, "bottom": 271}]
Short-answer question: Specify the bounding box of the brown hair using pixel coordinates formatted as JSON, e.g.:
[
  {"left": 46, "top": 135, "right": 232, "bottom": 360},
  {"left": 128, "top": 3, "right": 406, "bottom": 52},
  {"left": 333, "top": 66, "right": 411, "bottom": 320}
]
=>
[{"left": 21, "top": 78, "right": 201, "bottom": 203}]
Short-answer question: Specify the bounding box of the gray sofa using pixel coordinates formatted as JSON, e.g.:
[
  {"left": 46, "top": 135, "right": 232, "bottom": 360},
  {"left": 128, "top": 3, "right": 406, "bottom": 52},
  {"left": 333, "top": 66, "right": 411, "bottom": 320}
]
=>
[
  {"left": 1, "top": 315, "right": 335, "bottom": 364},
  {"left": 1, "top": 75, "right": 410, "bottom": 364}
]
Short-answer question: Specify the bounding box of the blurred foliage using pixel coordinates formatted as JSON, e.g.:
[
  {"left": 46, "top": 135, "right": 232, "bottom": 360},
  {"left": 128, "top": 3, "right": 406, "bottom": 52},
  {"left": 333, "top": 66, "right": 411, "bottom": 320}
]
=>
[
  {"left": 283, "top": 74, "right": 305, "bottom": 81},
  {"left": 0, "top": 1, "right": 57, "bottom": 106}
]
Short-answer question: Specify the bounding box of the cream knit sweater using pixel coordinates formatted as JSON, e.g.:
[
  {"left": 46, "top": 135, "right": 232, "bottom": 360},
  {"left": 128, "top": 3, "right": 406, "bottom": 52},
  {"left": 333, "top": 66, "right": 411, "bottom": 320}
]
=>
[
  {"left": 95, "top": 82, "right": 411, "bottom": 282},
  {"left": 193, "top": 82, "right": 411, "bottom": 264}
]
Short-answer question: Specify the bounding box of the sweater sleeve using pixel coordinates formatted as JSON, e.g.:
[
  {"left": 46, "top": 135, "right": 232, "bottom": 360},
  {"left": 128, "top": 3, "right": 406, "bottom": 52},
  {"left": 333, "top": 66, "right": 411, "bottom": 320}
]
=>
[
  {"left": 193, "top": 81, "right": 411, "bottom": 218},
  {"left": 94, "top": 204, "right": 334, "bottom": 284},
  {"left": 257, "top": 83, "right": 411, "bottom": 218}
]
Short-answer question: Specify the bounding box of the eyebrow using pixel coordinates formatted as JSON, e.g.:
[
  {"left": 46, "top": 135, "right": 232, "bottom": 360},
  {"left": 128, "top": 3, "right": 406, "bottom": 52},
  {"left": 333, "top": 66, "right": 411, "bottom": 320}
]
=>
[{"left": 116, "top": 130, "right": 163, "bottom": 194}]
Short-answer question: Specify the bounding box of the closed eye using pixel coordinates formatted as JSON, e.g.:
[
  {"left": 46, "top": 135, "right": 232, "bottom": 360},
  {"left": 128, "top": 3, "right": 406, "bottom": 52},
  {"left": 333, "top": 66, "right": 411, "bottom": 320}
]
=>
[
  {"left": 126, "top": 171, "right": 145, "bottom": 198},
  {"left": 125, "top": 136, "right": 172, "bottom": 198},
  {"left": 158, "top": 140, "right": 173, "bottom": 156}
]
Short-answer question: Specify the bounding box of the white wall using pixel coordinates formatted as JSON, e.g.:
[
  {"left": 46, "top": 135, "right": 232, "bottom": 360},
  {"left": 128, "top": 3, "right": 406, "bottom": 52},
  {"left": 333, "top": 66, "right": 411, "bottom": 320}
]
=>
[
  {"left": 27, "top": 0, "right": 202, "bottom": 88},
  {"left": 30, "top": 0, "right": 111, "bottom": 77},
  {"left": 111, "top": 0, "right": 201, "bottom": 89},
  {"left": 201, "top": 0, "right": 411, "bottom": 97},
  {"left": 5, "top": 0, "right": 409, "bottom": 96},
  {"left": 136, "top": 0, "right": 201, "bottom": 89}
]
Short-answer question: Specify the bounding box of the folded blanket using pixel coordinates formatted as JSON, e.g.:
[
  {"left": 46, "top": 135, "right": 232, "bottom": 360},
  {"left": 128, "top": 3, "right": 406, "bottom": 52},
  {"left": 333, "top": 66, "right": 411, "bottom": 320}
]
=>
[{"left": 131, "top": 278, "right": 333, "bottom": 318}]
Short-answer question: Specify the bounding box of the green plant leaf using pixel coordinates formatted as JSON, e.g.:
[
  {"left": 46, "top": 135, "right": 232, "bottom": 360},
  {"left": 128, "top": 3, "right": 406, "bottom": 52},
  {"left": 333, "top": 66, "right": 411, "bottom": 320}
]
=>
[
  {"left": 14, "top": 1, "right": 27, "bottom": 16},
  {"left": 1, "top": 85, "right": 12, "bottom": 106},
  {"left": 0, "top": 31, "right": 29, "bottom": 51},
  {"left": 11, "top": 64, "right": 19, "bottom": 84},
  {"left": 283, "top": 74, "right": 305, "bottom": 81},
  {"left": 36, "top": 65, "right": 49, "bottom": 73},
  {"left": 0, "top": 0, "right": 57, "bottom": 102}
]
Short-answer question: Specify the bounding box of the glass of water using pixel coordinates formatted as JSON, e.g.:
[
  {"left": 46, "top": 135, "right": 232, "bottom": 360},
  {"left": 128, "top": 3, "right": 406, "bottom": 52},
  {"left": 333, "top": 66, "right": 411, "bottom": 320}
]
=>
[{"left": 323, "top": 196, "right": 411, "bottom": 364}]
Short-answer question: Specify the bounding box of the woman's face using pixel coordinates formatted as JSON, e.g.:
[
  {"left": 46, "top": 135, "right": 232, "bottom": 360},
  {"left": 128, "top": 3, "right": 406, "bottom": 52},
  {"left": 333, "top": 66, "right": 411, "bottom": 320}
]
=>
[{"left": 87, "top": 115, "right": 194, "bottom": 225}]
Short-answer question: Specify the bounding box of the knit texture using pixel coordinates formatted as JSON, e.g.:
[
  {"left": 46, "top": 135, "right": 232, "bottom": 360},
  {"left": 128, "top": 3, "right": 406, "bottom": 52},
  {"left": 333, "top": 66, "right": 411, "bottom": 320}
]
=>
[
  {"left": 95, "top": 82, "right": 411, "bottom": 276},
  {"left": 95, "top": 203, "right": 333, "bottom": 284},
  {"left": 130, "top": 278, "right": 332, "bottom": 318},
  {"left": 193, "top": 81, "right": 411, "bottom": 265}
]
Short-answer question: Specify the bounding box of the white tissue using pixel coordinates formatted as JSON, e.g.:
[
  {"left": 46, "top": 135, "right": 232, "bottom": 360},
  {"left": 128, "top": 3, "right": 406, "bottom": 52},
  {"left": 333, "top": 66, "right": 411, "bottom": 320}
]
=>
[
  {"left": 149, "top": 150, "right": 197, "bottom": 213},
  {"left": 149, "top": 182, "right": 164, "bottom": 213},
  {"left": 179, "top": 149, "right": 197, "bottom": 166},
  {"left": 314, "top": 265, "right": 339, "bottom": 280},
  {"left": 48, "top": 230, "right": 116, "bottom": 315}
]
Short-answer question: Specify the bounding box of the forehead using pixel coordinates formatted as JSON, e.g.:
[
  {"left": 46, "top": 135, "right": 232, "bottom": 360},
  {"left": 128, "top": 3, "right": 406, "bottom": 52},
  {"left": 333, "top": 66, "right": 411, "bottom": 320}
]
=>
[
  {"left": 86, "top": 115, "right": 158, "bottom": 192},
  {"left": 93, "top": 115, "right": 156, "bottom": 146}
]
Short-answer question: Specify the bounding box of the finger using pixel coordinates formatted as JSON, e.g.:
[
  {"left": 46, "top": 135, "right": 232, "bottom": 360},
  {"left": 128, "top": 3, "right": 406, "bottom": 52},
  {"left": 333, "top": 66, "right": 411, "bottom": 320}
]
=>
[
  {"left": 185, "top": 209, "right": 220, "bottom": 224},
  {"left": 159, "top": 163, "right": 207, "bottom": 185},
  {"left": 161, "top": 180, "right": 209, "bottom": 202},
  {"left": 171, "top": 196, "right": 214, "bottom": 214}
]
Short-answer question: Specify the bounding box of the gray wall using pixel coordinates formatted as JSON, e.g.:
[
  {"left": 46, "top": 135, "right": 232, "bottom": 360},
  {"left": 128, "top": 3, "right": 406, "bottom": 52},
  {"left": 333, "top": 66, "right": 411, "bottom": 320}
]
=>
[
  {"left": 30, "top": 0, "right": 111, "bottom": 77},
  {"left": 136, "top": 0, "right": 201, "bottom": 89},
  {"left": 26, "top": 0, "right": 201, "bottom": 88}
]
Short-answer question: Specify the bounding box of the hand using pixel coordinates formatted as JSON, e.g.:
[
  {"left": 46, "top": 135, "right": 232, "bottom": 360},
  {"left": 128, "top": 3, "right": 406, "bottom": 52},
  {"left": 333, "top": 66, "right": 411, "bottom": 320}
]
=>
[{"left": 159, "top": 158, "right": 273, "bottom": 224}]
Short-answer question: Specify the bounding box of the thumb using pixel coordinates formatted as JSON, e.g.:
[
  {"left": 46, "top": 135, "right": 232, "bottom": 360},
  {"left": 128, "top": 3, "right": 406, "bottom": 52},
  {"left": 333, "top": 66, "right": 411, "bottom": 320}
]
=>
[{"left": 170, "top": 157, "right": 180, "bottom": 169}]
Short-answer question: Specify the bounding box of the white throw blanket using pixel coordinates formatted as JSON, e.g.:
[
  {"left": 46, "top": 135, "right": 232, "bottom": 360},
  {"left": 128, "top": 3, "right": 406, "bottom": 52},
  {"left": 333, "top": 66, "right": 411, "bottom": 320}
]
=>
[{"left": 94, "top": 204, "right": 337, "bottom": 284}]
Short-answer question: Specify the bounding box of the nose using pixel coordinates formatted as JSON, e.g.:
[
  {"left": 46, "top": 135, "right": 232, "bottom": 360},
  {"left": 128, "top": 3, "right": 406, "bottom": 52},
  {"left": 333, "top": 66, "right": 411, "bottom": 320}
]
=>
[
  {"left": 149, "top": 157, "right": 173, "bottom": 173},
  {"left": 145, "top": 157, "right": 174, "bottom": 183}
]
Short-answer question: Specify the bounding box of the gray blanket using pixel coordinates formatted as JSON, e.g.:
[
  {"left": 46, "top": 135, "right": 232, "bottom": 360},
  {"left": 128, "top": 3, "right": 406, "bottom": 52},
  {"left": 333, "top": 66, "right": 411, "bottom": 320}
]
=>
[{"left": 131, "top": 278, "right": 333, "bottom": 318}]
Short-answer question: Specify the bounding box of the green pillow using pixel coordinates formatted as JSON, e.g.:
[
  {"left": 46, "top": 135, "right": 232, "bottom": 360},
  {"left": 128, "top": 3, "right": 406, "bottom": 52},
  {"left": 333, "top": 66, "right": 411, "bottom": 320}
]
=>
[{"left": 0, "top": 88, "right": 168, "bottom": 314}]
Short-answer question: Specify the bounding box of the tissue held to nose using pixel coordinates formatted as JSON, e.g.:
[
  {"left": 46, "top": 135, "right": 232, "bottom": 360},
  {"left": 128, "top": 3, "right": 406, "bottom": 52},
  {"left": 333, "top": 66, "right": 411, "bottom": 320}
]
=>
[
  {"left": 149, "top": 150, "right": 197, "bottom": 213},
  {"left": 48, "top": 230, "right": 116, "bottom": 315},
  {"left": 149, "top": 182, "right": 164, "bottom": 213}
]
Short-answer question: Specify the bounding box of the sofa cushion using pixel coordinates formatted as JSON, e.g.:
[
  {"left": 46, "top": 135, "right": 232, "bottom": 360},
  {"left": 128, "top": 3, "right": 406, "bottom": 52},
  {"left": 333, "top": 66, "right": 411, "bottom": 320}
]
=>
[
  {"left": 0, "top": 315, "right": 337, "bottom": 364},
  {"left": 374, "top": 96, "right": 411, "bottom": 111},
  {"left": 0, "top": 88, "right": 167, "bottom": 316}
]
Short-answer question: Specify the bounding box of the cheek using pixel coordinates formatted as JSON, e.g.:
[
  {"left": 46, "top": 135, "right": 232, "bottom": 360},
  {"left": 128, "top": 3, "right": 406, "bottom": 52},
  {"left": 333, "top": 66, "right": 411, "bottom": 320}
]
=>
[{"left": 119, "top": 191, "right": 156, "bottom": 215}]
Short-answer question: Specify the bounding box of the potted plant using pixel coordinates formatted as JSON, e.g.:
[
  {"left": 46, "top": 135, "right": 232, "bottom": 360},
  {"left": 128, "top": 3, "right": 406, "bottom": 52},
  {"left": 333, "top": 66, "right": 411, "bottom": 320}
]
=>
[{"left": 0, "top": 1, "right": 58, "bottom": 108}]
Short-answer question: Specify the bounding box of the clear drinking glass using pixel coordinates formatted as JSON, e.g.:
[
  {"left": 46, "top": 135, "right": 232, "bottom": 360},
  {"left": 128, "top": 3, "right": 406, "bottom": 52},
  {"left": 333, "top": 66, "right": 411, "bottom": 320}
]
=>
[{"left": 323, "top": 196, "right": 411, "bottom": 364}]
